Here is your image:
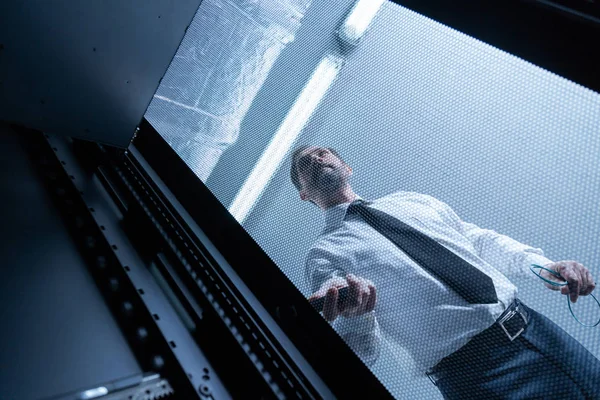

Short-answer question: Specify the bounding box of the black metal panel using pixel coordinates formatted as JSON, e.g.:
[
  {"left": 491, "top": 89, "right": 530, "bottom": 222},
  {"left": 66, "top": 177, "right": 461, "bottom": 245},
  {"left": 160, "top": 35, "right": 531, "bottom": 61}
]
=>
[
  {"left": 113, "top": 161, "right": 287, "bottom": 399},
  {"left": 57, "top": 133, "right": 330, "bottom": 398},
  {"left": 0, "top": 124, "right": 142, "bottom": 400},
  {"left": 390, "top": 0, "right": 600, "bottom": 93},
  {"left": 77, "top": 137, "right": 329, "bottom": 398},
  {"left": 12, "top": 127, "right": 222, "bottom": 399},
  {"left": 133, "top": 120, "right": 395, "bottom": 400},
  {"left": 0, "top": 0, "right": 203, "bottom": 147}
]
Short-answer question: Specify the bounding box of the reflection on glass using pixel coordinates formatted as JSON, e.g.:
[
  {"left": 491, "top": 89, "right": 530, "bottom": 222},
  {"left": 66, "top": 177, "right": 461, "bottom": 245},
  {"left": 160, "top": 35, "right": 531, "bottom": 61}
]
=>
[
  {"left": 229, "top": 55, "right": 344, "bottom": 223},
  {"left": 146, "top": 0, "right": 600, "bottom": 398},
  {"left": 338, "top": 0, "right": 386, "bottom": 46},
  {"left": 146, "top": 0, "right": 313, "bottom": 181}
]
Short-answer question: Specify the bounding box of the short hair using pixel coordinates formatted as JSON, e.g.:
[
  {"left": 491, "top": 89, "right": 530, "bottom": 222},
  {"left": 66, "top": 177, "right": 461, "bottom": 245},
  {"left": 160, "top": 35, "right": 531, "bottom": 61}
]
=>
[{"left": 290, "top": 145, "right": 345, "bottom": 191}]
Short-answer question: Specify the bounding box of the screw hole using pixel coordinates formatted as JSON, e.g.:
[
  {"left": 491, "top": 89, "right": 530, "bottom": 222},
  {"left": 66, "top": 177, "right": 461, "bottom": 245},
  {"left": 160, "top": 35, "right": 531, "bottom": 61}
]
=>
[
  {"left": 153, "top": 314, "right": 160, "bottom": 321},
  {"left": 85, "top": 236, "right": 96, "bottom": 249},
  {"left": 124, "top": 266, "right": 131, "bottom": 272},
  {"left": 96, "top": 256, "right": 107, "bottom": 269},
  {"left": 100, "top": 225, "right": 106, "bottom": 230},
  {"left": 89, "top": 207, "right": 95, "bottom": 212},
  {"left": 138, "top": 288, "right": 145, "bottom": 295},
  {"left": 122, "top": 301, "right": 133, "bottom": 314},
  {"left": 169, "top": 341, "right": 176, "bottom": 348},
  {"left": 199, "top": 385, "right": 210, "bottom": 395},
  {"left": 112, "top": 244, "right": 118, "bottom": 250}
]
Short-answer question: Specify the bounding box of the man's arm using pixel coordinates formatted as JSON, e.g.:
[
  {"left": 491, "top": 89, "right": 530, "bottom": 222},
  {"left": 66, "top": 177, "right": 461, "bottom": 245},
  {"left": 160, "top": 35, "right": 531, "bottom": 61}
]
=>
[
  {"left": 428, "top": 196, "right": 552, "bottom": 278},
  {"left": 430, "top": 196, "right": 596, "bottom": 302},
  {"left": 461, "top": 220, "right": 553, "bottom": 280},
  {"left": 305, "top": 257, "right": 382, "bottom": 366}
]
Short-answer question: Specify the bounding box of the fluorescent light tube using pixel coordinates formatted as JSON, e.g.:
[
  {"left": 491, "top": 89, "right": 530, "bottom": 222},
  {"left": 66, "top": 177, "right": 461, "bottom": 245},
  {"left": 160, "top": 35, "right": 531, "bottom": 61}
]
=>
[
  {"left": 338, "top": 0, "right": 385, "bottom": 46},
  {"left": 229, "top": 55, "right": 345, "bottom": 223}
]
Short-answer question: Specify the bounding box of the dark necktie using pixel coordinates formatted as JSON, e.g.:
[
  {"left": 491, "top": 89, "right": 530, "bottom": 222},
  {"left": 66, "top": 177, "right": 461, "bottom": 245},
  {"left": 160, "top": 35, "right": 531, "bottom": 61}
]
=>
[{"left": 346, "top": 200, "right": 498, "bottom": 304}]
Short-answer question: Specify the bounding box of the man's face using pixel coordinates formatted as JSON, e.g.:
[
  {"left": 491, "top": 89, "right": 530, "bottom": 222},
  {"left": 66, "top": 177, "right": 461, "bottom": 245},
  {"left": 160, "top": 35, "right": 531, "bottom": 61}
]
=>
[{"left": 295, "top": 146, "right": 352, "bottom": 202}]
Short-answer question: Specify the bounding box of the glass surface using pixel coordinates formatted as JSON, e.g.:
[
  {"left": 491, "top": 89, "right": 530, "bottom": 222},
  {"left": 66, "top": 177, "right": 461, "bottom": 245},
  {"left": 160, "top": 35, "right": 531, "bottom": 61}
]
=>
[
  {"left": 146, "top": 0, "right": 600, "bottom": 398},
  {"left": 146, "top": 0, "right": 313, "bottom": 181}
]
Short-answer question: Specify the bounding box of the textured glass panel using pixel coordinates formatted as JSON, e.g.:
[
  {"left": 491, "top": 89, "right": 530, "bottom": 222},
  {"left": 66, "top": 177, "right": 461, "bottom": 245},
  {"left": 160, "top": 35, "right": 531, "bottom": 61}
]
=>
[
  {"left": 148, "top": 0, "right": 600, "bottom": 398},
  {"left": 146, "top": 0, "right": 312, "bottom": 181}
]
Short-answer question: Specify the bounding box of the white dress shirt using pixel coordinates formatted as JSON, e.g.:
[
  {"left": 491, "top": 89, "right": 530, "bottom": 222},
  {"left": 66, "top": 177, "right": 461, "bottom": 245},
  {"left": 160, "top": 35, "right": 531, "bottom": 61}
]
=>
[{"left": 304, "top": 191, "right": 553, "bottom": 372}]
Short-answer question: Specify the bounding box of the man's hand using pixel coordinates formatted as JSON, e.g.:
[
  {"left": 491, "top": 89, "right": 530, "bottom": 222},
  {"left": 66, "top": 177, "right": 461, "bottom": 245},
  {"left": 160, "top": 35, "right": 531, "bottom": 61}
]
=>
[
  {"left": 308, "top": 274, "right": 377, "bottom": 322},
  {"left": 539, "top": 261, "right": 596, "bottom": 303}
]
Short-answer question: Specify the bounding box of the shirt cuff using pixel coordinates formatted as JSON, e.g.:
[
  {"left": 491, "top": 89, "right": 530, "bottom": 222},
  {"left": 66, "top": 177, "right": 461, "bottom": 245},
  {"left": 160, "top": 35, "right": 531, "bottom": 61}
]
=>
[
  {"left": 525, "top": 253, "right": 554, "bottom": 279},
  {"left": 527, "top": 253, "right": 554, "bottom": 268}
]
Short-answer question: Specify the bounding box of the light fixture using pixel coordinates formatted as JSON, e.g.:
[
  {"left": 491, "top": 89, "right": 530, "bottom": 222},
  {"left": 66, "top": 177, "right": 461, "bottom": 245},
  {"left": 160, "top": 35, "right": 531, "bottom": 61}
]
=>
[
  {"left": 338, "top": 0, "right": 385, "bottom": 46},
  {"left": 229, "top": 55, "right": 345, "bottom": 223}
]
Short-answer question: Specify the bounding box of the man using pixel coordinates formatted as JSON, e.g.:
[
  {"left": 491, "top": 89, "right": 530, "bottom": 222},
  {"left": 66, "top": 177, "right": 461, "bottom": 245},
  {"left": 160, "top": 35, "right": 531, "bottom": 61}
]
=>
[{"left": 290, "top": 145, "right": 600, "bottom": 399}]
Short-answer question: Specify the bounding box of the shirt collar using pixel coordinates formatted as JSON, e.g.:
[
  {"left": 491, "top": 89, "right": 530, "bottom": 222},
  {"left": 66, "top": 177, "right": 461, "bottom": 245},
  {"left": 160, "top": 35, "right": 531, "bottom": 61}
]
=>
[{"left": 324, "top": 195, "right": 364, "bottom": 229}]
